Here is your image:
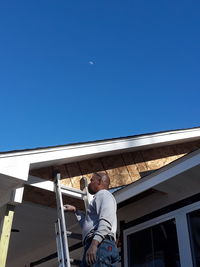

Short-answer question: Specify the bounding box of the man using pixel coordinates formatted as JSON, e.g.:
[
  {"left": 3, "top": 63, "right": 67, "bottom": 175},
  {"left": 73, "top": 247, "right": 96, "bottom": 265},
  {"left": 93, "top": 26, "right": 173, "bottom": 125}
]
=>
[{"left": 64, "top": 172, "right": 119, "bottom": 266}]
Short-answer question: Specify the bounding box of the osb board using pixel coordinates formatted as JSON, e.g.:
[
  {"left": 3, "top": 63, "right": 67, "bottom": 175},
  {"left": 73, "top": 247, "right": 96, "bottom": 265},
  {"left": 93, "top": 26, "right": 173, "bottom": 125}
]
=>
[
  {"left": 121, "top": 153, "right": 141, "bottom": 182},
  {"left": 130, "top": 151, "right": 149, "bottom": 178},
  {"left": 27, "top": 140, "right": 200, "bottom": 207},
  {"left": 79, "top": 158, "right": 104, "bottom": 180},
  {"left": 23, "top": 185, "right": 85, "bottom": 210},
  {"left": 101, "top": 155, "right": 132, "bottom": 187},
  {"left": 141, "top": 147, "right": 180, "bottom": 172},
  {"left": 64, "top": 162, "right": 82, "bottom": 188}
]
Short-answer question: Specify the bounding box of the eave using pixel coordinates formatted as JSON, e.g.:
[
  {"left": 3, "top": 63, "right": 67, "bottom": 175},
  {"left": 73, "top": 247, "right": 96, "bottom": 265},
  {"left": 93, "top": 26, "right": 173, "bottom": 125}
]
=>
[
  {"left": 1, "top": 127, "right": 200, "bottom": 174},
  {"left": 0, "top": 127, "right": 200, "bottom": 207}
]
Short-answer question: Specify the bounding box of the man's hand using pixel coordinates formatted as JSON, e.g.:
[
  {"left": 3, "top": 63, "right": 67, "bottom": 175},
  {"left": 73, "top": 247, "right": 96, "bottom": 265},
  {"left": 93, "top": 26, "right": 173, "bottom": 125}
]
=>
[
  {"left": 86, "top": 239, "right": 99, "bottom": 265},
  {"left": 63, "top": 204, "right": 76, "bottom": 212}
]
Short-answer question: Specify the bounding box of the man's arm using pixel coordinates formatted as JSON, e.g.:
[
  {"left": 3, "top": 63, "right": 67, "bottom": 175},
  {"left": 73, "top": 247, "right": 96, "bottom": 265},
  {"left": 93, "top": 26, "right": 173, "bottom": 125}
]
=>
[
  {"left": 86, "top": 239, "right": 99, "bottom": 265},
  {"left": 64, "top": 204, "right": 85, "bottom": 227},
  {"left": 63, "top": 204, "right": 76, "bottom": 212}
]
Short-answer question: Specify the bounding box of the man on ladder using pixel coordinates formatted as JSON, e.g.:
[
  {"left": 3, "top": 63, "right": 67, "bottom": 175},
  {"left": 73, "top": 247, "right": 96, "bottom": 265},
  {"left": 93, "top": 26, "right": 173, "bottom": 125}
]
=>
[{"left": 64, "top": 172, "right": 119, "bottom": 266}]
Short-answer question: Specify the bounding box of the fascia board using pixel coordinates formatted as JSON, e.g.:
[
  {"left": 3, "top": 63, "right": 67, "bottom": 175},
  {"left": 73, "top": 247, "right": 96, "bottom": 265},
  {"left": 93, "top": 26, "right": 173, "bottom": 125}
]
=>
[
  {"left": 0, "top": 128, "right": 200, "bottom": 180},
  {"left": 114, "top": 148, "right": 200, "bottom": 204},
  {"left": 1, "top": 127, "right": 200, "bottom": 163}
]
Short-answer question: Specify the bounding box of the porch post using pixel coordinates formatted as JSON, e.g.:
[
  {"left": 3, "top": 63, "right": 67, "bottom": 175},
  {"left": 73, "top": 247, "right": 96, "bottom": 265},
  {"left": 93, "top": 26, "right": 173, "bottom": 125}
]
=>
[{"left": 0, "top": 204, "right": 15, "bottom": 267}]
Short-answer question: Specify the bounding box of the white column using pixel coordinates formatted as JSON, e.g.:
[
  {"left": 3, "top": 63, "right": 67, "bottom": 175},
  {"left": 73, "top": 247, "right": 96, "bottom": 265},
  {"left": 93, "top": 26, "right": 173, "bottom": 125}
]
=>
[{"left": 176, "top": 212, "right": 193, "bottom": 267}]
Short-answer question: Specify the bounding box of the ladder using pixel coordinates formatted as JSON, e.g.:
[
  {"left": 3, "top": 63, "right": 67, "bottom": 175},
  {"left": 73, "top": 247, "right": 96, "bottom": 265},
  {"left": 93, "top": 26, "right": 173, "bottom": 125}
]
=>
[{"left": 54, "top": 172, "right": 90, "bottom": 267}]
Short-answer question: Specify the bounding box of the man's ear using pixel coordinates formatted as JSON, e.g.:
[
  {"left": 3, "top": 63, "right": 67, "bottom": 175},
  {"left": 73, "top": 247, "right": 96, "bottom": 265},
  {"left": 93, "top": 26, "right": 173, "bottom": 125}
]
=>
[{"left": 98, "top": 179, "right": 102, "bottom": 185}]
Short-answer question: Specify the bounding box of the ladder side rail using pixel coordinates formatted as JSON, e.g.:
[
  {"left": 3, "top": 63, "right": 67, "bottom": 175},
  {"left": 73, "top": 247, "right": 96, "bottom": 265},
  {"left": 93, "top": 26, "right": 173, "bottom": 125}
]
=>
[
  {"left": 80, "top": 177, "right": 93, "bottom": 211},
  {"left": 55, "top": 220, "right": 66, "bottom": 267},
  {"left": 54, "top": 173, "right": 71, "bottom": 267}
]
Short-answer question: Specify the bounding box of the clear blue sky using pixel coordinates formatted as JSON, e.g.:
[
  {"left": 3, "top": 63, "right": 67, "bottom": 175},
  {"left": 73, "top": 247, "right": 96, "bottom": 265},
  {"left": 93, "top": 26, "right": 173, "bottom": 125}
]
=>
[{"left": 0, "top": 0, "right": 200, "bottom": 152}]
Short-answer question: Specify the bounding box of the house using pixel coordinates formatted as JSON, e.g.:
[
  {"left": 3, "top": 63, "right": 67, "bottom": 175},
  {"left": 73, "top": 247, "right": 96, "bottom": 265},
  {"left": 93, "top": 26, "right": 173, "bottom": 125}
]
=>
[{"left": 1, "top": 127, "right": 200, "bottom": 266}]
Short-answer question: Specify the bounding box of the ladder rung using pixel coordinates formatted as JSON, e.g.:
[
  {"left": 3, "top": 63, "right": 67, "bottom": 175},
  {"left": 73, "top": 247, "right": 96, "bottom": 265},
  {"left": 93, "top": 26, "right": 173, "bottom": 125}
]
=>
[
  {"left": 60, "top": 185, "right": 86, "bottom": 199},
  {"left": 61, "top": 185, "right": 87, "bottom": 195}
]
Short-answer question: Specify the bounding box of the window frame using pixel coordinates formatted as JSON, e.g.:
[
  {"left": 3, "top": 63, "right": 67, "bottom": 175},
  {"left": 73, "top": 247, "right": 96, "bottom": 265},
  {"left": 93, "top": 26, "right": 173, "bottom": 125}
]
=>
[{"left": 123, "top": 200, "right": 200, "bottom": 267}]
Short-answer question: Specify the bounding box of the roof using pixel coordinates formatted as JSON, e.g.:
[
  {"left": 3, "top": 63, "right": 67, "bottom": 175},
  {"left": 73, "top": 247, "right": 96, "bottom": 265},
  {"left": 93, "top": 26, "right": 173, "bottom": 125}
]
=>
[
  {"left": 1, "top": 126, "right": 200, "bottom": 201},
  {"left": 1, "top": 126, "right": 200, "bottom": 155}
]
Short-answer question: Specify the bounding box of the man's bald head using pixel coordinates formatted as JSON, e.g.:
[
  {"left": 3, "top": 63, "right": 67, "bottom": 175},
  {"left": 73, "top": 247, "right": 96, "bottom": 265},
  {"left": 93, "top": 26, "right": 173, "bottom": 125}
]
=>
[
  {"left": 94, "top": 172, "right": 110, "bottom": 189},
  {"left": 88, "top": 172, "right": 110, "bottom": 194}
]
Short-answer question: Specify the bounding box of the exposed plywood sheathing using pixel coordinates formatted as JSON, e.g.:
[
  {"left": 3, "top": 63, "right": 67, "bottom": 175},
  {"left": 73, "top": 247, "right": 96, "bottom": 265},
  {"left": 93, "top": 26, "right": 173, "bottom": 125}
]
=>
[
  {"left": 101, "top": 155, "right": 132, "bottom": 187},
  {"left": 121, "top": 153, "right": 141, "bottom": 182},
  {"left": 27, "top": 140, "right": 200, "bottom": 207},
  {"left": 65, "top": 162, "right": 82, "bottom": 188}
]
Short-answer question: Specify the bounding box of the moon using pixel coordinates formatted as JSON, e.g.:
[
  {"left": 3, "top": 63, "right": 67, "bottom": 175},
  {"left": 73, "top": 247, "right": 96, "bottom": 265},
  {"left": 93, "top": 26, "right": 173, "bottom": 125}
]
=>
[{"left": 89, "top": 61, "right": 95, "bottom": 65}]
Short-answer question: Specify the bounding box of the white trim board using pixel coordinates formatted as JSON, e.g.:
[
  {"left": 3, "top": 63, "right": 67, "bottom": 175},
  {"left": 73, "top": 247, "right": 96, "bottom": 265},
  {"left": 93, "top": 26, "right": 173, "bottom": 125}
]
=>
[
  {"left": 0, "top": 127, "right": 200, "bottom": 182},
  {"left": 1, "top": 128, "right": 200, "bottom": 159}
]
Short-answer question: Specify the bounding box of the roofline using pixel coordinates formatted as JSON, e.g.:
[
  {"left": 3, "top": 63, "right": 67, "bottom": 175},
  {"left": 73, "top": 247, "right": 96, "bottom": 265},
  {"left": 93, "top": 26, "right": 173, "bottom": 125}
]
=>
[
  {"left": 114, "top": 148, "right": 200, "bottom": 204},
  {"left": 1, "top": 126, "right": 200, "bottom": 181},
  {"left": 1, "top": 126, "right": 200, "bottom": 158}
]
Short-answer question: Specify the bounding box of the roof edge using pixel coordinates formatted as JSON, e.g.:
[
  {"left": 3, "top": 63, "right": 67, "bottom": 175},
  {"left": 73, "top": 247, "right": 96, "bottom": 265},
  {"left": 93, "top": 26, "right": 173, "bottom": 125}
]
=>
[{"left": 1, "top": 126, "right": 200, "bottom": 158}]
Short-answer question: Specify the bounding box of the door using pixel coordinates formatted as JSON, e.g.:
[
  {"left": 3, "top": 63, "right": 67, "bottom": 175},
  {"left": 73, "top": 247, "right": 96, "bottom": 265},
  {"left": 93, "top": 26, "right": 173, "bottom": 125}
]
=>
[{"left": 127, "top": 219, "right": 180, "bottom": 267}]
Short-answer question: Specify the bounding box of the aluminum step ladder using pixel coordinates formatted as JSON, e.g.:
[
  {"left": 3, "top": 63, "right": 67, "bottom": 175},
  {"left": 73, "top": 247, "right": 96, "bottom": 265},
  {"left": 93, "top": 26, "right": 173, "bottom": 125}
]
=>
[{"left": 54, "top": 172, "right": 90, "bottom": 267}]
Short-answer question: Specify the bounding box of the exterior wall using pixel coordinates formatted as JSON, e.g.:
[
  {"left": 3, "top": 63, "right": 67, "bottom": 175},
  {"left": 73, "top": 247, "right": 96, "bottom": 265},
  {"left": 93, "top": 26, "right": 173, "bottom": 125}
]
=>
[
  {"left": 116, "top": 168, "right": 200, "bottom": 267},
  {"left": 117, "top": 190, "right": 200, "bottom": 225}
]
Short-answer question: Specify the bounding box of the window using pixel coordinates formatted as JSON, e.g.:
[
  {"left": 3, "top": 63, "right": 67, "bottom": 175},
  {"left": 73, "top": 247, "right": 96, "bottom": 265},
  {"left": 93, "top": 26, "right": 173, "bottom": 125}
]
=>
[
  {"left": 127, "top": 219, "right": 180, "bottom": 267},
  {"left": 188, "top": 209, "right": 200, "bottom": 267}
]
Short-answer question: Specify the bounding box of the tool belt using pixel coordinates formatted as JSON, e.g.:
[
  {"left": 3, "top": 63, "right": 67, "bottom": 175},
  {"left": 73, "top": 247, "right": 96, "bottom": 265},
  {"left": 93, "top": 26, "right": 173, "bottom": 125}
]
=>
[{"left": 84, "top": 234, "right": 114, "bottom": 245}]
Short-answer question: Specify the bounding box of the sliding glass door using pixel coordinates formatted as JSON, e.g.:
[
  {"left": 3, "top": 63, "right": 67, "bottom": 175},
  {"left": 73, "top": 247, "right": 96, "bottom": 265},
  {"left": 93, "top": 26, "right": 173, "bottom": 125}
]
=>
[
  {"left": 127, "top": 219, "right": 180, "bottom": 267},
  {"left": 188, "top": 209, "right": 200, "bottom": 267}
]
